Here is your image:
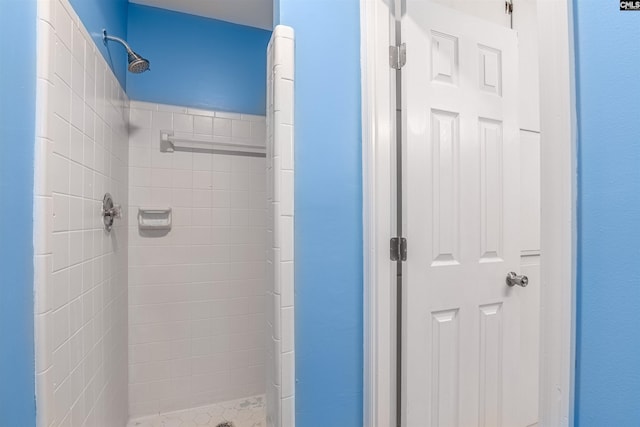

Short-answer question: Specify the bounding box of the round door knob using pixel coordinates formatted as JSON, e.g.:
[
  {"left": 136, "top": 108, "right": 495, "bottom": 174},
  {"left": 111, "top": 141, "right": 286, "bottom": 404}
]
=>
[{"left": 506, "top": 272, "right": 528, "bottom": 287}]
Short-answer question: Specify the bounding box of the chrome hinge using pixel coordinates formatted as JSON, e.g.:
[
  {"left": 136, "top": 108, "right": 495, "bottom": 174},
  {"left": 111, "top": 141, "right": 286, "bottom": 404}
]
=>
[
  {"left": 505, "top": 0, "right": 513, "bottom": 15},
  {"left": 390, "top": 237, "right": 407, "bottom": 262},
  {"left": 390, "top": 44, "right": 406, "bottom": 70}
]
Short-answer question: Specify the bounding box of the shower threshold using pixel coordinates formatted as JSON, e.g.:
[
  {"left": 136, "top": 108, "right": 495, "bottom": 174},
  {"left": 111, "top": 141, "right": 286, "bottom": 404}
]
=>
[{"left": 127, "top": 394, "right": 266, "bottom": 427}]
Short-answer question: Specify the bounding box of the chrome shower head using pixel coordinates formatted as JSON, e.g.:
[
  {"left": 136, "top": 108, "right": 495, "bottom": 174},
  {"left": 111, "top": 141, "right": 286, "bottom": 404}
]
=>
[
  {"left": 127, "top": 51, "right": 150, "bottom": 74},
  {"left": 102, "top": 29, "right": 150, "bottom": 74}
]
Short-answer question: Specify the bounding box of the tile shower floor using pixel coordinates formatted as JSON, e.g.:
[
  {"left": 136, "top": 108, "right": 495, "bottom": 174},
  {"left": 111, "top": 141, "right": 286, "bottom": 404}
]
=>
[{"left": 127, "top": 395, "right": 266, "bottom": 427}]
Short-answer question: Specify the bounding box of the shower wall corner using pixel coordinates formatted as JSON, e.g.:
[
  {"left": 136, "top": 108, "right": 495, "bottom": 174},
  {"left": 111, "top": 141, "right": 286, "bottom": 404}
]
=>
[{"left": 266, "top": 24, "right": 296, "bottom": 427}]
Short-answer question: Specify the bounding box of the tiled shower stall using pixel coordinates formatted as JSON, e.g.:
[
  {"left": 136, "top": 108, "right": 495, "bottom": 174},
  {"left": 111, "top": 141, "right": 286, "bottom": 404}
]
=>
[
  {"left": 127, "top": 102, "right": 268, "bottom": 417},
  {"left": 32, "top": 0, "right": 295, "bottom": 425}
]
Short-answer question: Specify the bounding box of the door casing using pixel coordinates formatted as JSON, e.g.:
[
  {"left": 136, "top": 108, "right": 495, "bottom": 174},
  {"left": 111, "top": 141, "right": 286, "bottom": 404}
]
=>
[{"left": 360, "top": 0, "right": 577, "bottom": 426}]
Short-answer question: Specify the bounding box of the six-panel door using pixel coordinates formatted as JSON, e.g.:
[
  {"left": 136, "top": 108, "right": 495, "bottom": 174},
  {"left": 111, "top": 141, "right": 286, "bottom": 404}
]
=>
[{"left": 402, "top": 2, "right": 522, "bottom": 426}]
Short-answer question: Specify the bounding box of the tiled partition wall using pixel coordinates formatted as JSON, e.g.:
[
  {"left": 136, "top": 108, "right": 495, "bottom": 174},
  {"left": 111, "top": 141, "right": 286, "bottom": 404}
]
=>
[
  {"left": 34, "top": 0, "right": 130, "bottom": 426},
  {"left": 266, "top": 25, "right": 295, "bottom": 427},
  {"left": 127, "top": 101, "right": 267, "bottom": 417}
]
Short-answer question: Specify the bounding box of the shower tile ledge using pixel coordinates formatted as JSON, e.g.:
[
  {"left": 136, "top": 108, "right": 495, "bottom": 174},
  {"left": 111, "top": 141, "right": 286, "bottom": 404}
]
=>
[{"left": 127, "top": 395, "right": 266, "bottom": 427}]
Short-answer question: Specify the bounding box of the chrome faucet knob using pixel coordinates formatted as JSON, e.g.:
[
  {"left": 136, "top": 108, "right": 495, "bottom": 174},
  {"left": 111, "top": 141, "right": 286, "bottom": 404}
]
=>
[{"left": 102, "top": 193, "right": 121, "bottom": 232}]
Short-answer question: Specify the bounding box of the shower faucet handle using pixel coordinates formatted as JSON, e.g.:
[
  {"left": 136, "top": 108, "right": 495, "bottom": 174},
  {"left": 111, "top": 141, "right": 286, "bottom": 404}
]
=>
[
  {"left": 102, "top": 193, "right": 121, "bottom": 232},
  {"left": 106, "top": 204, "right": 122, "bottom": 219}
]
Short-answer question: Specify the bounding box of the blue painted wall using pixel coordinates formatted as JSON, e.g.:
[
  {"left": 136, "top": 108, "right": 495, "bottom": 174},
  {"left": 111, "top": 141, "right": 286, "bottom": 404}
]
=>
[
  {"left": 67, "top": 0, "right": 129, "bottom": 87},
  {"left": 127, "top": 4, "right": 271, "bottom": 115},
  {"left": 574, "top": 2, "right": 640, "bottom": 425},
  {"left": 278, "top": 2, "right": 363, "bottom": 426},
  {"left": 0, "top": 0, "right": 37, "bottom": 426}
]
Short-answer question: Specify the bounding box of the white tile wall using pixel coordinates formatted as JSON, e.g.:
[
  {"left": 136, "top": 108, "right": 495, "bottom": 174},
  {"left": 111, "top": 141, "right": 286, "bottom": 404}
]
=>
[
  {"left": 266, "top": 25, "right": 295, "bottom": 427},
  {"left": 34, "top": 0, "right": 130, "bottom": 426},
  {"left": 127, "top": 101, "right": 267, "bottom": 417}
]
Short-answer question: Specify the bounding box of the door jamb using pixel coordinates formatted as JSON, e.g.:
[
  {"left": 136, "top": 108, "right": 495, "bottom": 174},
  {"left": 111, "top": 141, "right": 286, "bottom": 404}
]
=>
[
  {"left": 360, "top": 1, "right": 578, "bottom": 426},
  {"left": 361, "top": 0, "right": 396, "bottom": 426}
]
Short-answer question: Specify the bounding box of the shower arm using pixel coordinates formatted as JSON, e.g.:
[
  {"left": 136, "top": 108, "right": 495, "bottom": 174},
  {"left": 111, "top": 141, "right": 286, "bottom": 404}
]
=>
[{"left": 102, "top": 29, "right": 134, "bottom": 54}]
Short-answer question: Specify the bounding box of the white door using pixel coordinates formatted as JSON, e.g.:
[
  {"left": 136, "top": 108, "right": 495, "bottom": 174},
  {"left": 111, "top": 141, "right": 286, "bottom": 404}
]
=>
[{"left": 402, "top": 2, "right": 522, "bottom": 426}]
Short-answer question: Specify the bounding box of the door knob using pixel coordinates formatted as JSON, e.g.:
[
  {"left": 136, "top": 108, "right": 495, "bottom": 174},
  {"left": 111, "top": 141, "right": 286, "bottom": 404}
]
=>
[{"left": 506, "top": 272, "right": 528, "bottom": 287}]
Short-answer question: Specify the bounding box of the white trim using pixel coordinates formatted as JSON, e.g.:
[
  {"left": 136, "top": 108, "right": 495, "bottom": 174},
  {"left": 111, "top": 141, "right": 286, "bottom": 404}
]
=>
[
  {"left": 537, "top": 1, "right": 577, "bottom": 425},
  {"left": 361, "top": 0, "right": 396, "bottom": 426},
  {"left": 361, "top": 1, "right": 577, "bottom": 426}
]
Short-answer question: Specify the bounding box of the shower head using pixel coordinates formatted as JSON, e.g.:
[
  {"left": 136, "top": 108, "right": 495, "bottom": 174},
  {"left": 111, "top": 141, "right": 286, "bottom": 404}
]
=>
[
  {"left": 127, "top": 51, "right": 150, "bottom": 74},
  {"left": 102, "top": 29, "right": 150, "bottom": 74}
]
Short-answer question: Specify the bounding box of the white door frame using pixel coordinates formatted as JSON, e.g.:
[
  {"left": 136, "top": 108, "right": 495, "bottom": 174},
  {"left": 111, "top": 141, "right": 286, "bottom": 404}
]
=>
[{"left": 360, "top": 0, "right": 578, "bottom": 426}]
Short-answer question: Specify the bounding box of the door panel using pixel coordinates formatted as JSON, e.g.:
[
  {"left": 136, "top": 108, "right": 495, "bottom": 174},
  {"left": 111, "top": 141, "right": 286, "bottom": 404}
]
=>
[
  {"left": 520, "top": 130, "right": 540, "bottom": 254},
  {"left": 520, "top": 256, "right": 540, "bottom": 427},
  {"left": 434, "top": 0, "right": 541, "bottom": 132},
  {"left": 402, "top": 2, "right": 521, "bottom": 426},
  {"left": 513, "top": 0, "right": 541, "bottom": 131},
  {"left": 431, "top": 0, "right": 510, "bottom": 27},
  {"left": 520, "top": 130, "right": 541, "bottom": 426}
]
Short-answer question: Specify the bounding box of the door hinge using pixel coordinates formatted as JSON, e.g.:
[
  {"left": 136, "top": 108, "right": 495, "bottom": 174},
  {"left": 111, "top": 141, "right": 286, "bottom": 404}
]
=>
[
  {"left": 505, "top": 0, "right": 513, "bottom": 15},
  {"left": 389, "top": 43, "right": 406, "bottom": 70},
  {"left": 390, "top": 237, "right": 407, "bottom": 262}
]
